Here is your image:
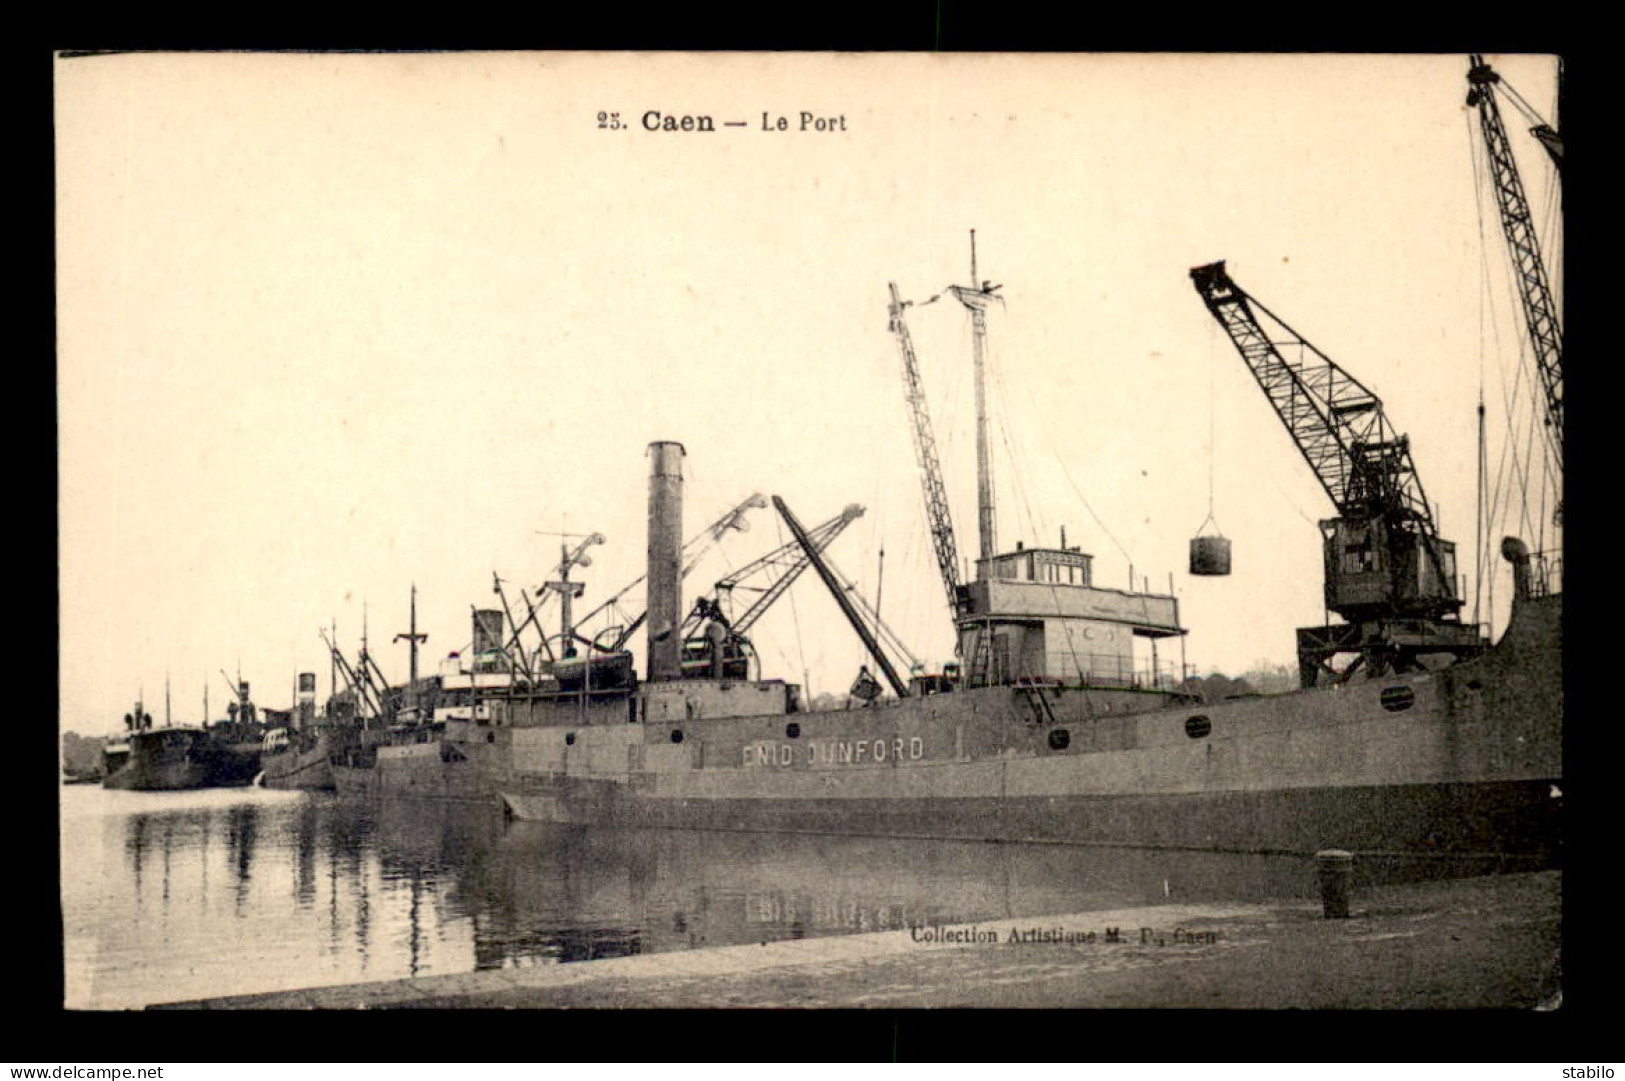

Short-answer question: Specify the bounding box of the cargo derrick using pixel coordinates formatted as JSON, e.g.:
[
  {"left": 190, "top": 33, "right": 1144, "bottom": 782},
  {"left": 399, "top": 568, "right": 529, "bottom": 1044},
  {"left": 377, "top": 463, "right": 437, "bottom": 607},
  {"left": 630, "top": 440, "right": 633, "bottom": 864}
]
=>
[
  {"left": 888, "top": 282, "right": 966, "bottom": 629},
  {"left": 319, "top": 628, "right": 381, "bottom": 719},
  {"left": 564, "top": 491, "right": 767, "bottom": 654},
  {"left": 1190, "top": 262, "right": 1488, "bottom": 687},
  {"left": 541, "top": 532, "right": 606, "bottom": 660},
  {"left": 675, "top": 503, "right": 867, "bottom": 680},
  {"left": 1465, "top": 55, "right": 1563, "bottom": 466},
  {"left": 774, "top": 495, "right": 911, "bottom": 698}
]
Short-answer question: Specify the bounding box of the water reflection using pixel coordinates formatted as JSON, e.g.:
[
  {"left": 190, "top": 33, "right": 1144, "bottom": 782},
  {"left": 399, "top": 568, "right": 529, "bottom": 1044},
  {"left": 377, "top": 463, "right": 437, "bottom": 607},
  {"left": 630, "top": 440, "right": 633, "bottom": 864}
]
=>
[{"left": 61, "top": 784, "right": 1534, "bottom": 1010}]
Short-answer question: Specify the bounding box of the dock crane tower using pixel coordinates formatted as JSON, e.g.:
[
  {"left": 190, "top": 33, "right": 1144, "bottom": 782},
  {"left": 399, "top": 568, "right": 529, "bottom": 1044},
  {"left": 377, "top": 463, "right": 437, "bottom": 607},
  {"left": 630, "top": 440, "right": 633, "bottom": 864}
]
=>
[
  {"left": 1465, "top": 54, "right": 1563, "bottom": 466},
  {"left": 1191, "top": 262, "right": 1488, "bottom": 687}
]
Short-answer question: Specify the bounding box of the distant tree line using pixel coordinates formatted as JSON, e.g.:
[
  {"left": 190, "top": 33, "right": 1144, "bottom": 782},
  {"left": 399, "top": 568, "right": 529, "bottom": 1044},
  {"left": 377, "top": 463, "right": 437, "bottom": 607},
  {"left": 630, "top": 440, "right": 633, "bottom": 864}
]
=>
[
  {"left": 1180, "top": 663, "right": 1297, "bottom": 702},
  {"left": 61, "top": 731, "right": 107, "bottom": 776},
  {"left": 797, "top": 662, "right": 1298, "bottom": 710}
]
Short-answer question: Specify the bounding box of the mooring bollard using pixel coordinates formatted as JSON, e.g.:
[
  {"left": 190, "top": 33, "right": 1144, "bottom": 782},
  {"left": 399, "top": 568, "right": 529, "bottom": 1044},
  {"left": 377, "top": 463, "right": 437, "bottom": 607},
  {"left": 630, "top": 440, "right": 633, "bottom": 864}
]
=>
[{"left": 1316, "top": 849, "right": 1353, "bottom": 918}]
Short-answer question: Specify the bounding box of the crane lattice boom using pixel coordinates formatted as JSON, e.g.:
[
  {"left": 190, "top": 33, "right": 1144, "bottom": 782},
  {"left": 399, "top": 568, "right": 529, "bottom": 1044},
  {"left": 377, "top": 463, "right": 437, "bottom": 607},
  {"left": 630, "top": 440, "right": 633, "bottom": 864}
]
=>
[
  {"left": 697, "top": 503, "right": 865, "bottom": 635},
  {"left": 888, "top": 282, "right": 963, "bottom": 623},
  {"left": 1191, "top": 262, "right": 1436, "bottom": 529},
  {"left": 1466, "top": 55, "right": 1563, "bottom": 459}
]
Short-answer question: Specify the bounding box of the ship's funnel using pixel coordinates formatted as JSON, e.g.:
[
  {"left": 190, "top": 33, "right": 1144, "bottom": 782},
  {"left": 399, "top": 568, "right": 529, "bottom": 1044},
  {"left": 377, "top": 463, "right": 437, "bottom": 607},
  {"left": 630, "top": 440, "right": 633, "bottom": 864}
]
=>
[
  {"left": 297, "top": 672, "right": 317, "bottom": 728},
  {"left": 647, "top": 441, "right": 687, "bottom": 683}
]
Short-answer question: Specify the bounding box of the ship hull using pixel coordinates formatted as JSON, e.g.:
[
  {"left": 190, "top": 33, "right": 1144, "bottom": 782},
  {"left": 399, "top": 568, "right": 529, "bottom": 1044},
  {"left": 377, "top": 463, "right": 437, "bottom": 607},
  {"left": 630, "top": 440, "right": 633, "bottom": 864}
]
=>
[
  {"left": 498, "top": 594, "right": 1561, "bottom": 860},
  {"left": 102, "top": 730, "right": 262, "bottom": 791},
  {"left": 331, "top": 741, "right": 487, "bottom": 802},
  {"left": 499, "top": 777, "right": 1557, "bottom": 861},
  {"left": 330, "top": 762, "right": 373, "bottom": 799},
  {"left": 259, "top": 737, "right": 336, "bottom": 792}
]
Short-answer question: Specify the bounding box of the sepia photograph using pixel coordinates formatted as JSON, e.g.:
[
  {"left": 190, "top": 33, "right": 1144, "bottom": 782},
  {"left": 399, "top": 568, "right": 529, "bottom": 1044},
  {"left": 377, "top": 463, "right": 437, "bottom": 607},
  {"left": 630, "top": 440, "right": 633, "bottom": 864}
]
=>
[{"left": 56, "top": 50, "right": 1562, "bottom": 1013}]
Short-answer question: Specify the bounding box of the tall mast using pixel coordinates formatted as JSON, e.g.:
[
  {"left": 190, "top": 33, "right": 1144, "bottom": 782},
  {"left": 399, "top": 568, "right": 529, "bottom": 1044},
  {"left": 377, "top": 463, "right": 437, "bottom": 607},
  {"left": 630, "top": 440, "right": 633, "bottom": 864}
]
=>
[
  {"left": 542, "top": 532, "right": 606, "bottom": 659},
  {"left": 329, "top": 618, "right": 337, "bottom": 712},
  {"left": 394, "top": 584, "right": 428, "bottom": 705},
  {"left": 949, "top": 230, "right": 1001, "bottom": 568}
]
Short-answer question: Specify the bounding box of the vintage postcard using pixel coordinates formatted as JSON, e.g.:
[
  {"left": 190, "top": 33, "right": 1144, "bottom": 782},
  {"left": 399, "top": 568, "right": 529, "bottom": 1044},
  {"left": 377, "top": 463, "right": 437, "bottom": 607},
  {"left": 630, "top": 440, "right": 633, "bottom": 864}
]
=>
[{"left": 57, "top": 51, "right": 1562, "bottom": 1012}]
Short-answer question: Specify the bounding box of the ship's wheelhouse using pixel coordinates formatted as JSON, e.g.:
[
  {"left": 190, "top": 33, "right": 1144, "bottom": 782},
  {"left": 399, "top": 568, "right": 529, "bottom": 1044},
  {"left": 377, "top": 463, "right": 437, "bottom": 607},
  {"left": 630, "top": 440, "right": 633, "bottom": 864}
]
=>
[{"left": 957, "top": 543, "right": 1185, "bottom": 691}]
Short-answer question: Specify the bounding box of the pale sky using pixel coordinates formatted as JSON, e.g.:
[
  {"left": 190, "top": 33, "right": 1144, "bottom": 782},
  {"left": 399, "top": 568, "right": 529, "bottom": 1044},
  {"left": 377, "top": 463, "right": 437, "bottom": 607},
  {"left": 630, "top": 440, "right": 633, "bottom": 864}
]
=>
[{"left": 57, "top": 52, "right": 1562, "bottom": 734}]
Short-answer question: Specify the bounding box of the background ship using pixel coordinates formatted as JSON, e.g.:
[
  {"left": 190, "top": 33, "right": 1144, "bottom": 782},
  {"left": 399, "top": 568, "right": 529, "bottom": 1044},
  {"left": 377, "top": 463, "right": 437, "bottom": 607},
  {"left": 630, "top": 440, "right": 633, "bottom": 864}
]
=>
[
  {"left": 257, "top": 671, "right": 339, "bottom": 792},
  {"left": 102, "top": 685, "right": 265, "bottom": 791}
]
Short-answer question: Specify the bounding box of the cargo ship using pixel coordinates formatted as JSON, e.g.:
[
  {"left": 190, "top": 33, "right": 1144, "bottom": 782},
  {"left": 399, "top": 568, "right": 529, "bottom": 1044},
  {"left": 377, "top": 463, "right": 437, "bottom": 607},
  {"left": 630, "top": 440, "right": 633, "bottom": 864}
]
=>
[
  {"left": 487, "top": 437, "right": 1560, "bottom": 860},
  {"left": 259, "top": 673, "right": 346, "bottom": 792},
  {"left": 337, "top": 244, "right": 1561, "bottom": 858},
  {"left": 327, "top": 599, "right": 526, "bottom": 801},
  {"left": 260, "top": 728, "right": 338, "bottom": 791},
  {"left": 102, "top": 695, "right": 265, "bottom": 791},
  {"left": 277, "top": 590, "right": 462, "bottom": 795},
  {"left": 362, "top": 57, "right": 1562, "bottom": 860}
]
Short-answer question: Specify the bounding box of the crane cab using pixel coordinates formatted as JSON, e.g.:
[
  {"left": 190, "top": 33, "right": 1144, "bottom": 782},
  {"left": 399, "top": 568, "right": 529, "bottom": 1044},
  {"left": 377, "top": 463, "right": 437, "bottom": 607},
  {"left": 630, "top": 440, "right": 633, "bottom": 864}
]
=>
[{"left": 1322, "top": 515, "right": 1462, "bottom": 618}]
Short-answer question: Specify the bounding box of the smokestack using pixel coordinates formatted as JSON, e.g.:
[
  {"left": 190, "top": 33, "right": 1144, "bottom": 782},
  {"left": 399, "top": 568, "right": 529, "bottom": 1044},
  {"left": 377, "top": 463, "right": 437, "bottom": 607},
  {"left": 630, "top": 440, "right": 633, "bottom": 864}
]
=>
[
  {"left": 297, "top": 672, "right": 317, "bottom": 728},
  {"left": 647, "top": 441, "right": 686, "bottom": 682}
]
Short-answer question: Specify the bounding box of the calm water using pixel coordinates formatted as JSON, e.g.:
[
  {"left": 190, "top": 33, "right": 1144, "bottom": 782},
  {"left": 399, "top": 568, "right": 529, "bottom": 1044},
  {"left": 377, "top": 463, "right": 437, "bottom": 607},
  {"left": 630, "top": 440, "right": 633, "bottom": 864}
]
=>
[{"left": 61, "top": 783, "right": 1488, "bottom": 1010}]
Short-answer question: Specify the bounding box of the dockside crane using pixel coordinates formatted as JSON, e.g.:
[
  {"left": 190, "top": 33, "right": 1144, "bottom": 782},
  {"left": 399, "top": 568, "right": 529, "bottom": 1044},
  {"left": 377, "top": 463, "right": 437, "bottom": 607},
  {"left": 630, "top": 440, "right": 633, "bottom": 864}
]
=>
[
  {"left": 217, "top": 668, "right": 256, "bottom": 725},
  {"left": 1190, "top": 261, "right": 1488, "bottom": 686},
  {"left": 1465, "top": 54, "right": 1563, "bottom": 464}
]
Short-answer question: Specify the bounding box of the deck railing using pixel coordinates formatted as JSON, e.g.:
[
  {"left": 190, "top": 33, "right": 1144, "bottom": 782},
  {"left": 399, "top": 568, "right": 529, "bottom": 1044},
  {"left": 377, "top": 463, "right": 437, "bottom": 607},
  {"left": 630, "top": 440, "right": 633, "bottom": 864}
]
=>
[{"left": 966, "top": 651, "right": 1182, "bottom": 692}]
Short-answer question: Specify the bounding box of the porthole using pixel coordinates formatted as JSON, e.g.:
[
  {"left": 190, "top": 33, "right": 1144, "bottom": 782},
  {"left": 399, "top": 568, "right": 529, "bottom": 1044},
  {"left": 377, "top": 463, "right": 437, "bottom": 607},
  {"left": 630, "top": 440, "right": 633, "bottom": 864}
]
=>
[
  {"left": 1185, "top": 715, "right": 1212, "bottom": 739},
  {"left": 1048, "top": 728, "right": 1071, "bottom": 751},
  {"left": 1380, "top": 686, "right": 1415, "bottom": 712},
  {"left": 565, "top": 732, "right": 576, "bottom": 746},
  {"left": 671, "top": 729, "right": 685, "bottom": 744},
  {"left": 785, "top": 722, "right": 801, "bottom": 739}
]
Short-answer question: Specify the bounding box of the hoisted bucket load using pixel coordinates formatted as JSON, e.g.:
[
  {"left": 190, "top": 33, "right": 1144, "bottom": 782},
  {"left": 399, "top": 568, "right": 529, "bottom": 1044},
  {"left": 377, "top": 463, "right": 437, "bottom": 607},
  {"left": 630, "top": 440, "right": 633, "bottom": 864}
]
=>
[
  {"left": 1190, "top": 535, "right": 1232, "bottom": 576},
  {"left": 1189, "top": 514, "right": 1232, "bottom": 577}
]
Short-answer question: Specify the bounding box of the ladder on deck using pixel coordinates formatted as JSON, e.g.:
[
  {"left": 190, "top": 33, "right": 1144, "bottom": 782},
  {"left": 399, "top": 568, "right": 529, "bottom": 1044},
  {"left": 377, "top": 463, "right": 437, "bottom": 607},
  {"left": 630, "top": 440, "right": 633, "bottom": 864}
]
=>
[
  {"left": 968, "top": 632, "right": 992, "bottom": 688},
  {"left": 1017, "top": 681, "right": 1057, "bottom": 726}
]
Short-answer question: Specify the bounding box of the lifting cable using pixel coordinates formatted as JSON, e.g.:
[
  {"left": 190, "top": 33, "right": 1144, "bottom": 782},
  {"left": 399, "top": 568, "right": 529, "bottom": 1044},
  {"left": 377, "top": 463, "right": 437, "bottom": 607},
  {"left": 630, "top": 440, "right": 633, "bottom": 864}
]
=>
[
  {"left": 1469, "top": 108, "right": 1542, "bottom": 555},
  {"left": 1192, "top": 318, "right": 1225, "bottom": 544},
  {"left": 991, "top": 300, "right": 1136, "bottom": 571},
  {"left": 990, "top": 357, "right": 1044, "bottom": 545},
  {"left": 771, "top": 513, "right": 811, "bottom": 700}
]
